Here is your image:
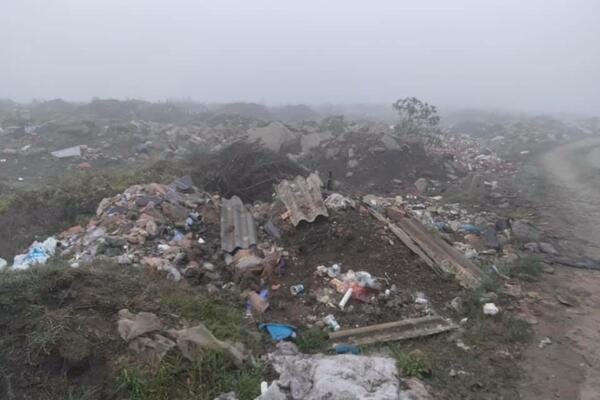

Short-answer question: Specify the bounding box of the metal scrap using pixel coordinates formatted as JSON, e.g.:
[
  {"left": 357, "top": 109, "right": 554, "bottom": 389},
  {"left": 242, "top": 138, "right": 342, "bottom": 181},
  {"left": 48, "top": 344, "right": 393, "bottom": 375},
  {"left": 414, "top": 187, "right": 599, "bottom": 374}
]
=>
[
  {"left": 220, "top": 196, "right": 257, "bottom": 252},
  {"left": 275, "top": 173, "right": 328, "bottom": 226}
]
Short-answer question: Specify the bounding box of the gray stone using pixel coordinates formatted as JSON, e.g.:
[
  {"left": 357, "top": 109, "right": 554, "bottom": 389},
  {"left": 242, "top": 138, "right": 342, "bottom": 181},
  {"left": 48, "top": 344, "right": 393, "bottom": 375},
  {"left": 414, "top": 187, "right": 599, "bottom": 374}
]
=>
[
  {"left": 381, "top": 134, "right": 401, "bottom": 150},
  {"left": 512, "top": 219, "right": 540, "bottom": 242},
  {"left": 483, "top": 227, "right": 500, "bottom": 250},
  {"left": 246, "top": 122, "right": 298, "bottom": 152},
  {"left": 524, "top": 242, "right": 540, "bottom": 252},
  {"left": 541, "top": 264, "right": 555, "bottom": 274},
  {"left": 414, "top": 178, "right": 429, "bottom": 194},
  {"left": 538, "top": 242, "right": 559, "bottom": 255}
]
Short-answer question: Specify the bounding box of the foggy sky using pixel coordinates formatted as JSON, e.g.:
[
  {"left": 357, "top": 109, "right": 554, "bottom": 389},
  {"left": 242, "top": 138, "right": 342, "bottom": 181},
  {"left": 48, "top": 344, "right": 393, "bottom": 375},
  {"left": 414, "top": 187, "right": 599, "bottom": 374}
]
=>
[{"left": 1, "top": 0, "right": 599, "bottom": 114}]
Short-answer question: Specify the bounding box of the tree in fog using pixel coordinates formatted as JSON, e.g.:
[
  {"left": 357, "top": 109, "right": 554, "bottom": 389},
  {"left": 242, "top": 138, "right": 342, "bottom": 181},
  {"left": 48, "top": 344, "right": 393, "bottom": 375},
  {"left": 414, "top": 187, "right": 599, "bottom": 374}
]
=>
[{"left": 392, "top": 97, "right": 441, "bottom": 144}]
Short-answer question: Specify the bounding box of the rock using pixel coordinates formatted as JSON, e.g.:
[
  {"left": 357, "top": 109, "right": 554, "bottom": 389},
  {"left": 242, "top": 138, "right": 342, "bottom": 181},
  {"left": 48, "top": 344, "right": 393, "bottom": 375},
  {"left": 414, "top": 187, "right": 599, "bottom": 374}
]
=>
[
  {"left": 512, "top": 220, "right": 540, "bottom": 242},
  {"left": 538, "top": 337, "right": 552, "bottom": 349},
  {"left": 538, "top": 242, "right": 559, "bottom": 255},
  {"left": 483, "top": 227, "right": 500, "bottom": 250},
  {"left": 524, "top": 242, "right": 540, "bottom": 252},
  {"left": 247, "top": 122, "right": 298, "bottom": 152},
  {"left": 414, "top": 178, "right": 429, "bottom": 194},
  {"left": 450, "top": 297, "right": 463, "bottom": 314},
  {"left": 464, "top": 233, "right": 485, "bottom": 251},
  {"left": 381, "top": 134, "right": 401, "bottom": 150},
  {"left": 483, "top": 303, "right": 499, "bottom": 316},
  {"left": 256, "top": 383, "right": 287, "bottom": 400},
  {"left": 399, "top": 378, "right": 433, "bottom": 400},
  {"left": 263, "top": 342, "right": 432, "bottom": 400},
  {"left": 541, "top": 264, "right": 555, "bottom": 274},
  {"left": 347, "top": 159, "right": 359, "bottom": 168}
]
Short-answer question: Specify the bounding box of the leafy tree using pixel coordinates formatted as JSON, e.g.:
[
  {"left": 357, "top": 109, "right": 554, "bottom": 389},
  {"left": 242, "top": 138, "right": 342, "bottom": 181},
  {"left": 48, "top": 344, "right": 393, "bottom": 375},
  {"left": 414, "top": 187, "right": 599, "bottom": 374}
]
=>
[{"left": 392, "top": 97, "right": 440, "bottom": 144}]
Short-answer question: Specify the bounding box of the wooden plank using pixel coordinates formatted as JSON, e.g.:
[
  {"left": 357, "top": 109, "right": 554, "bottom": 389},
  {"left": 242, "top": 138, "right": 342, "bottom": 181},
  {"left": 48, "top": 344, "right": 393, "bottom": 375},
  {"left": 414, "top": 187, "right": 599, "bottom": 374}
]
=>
[
  {"left": 328, "top": 315, "right": 457, "bottom": 345},
  {"left": 329, "top": 315, "right": 442, "bottom": 340},
  {"left": 368, "top": 207, "right": 443, "bottom": 275},
  {"left": 349, "top": 324, "right": 458, "bottom": 346},
  {"left": 366, "top": 204, "right": 482, "bottom": 288}
]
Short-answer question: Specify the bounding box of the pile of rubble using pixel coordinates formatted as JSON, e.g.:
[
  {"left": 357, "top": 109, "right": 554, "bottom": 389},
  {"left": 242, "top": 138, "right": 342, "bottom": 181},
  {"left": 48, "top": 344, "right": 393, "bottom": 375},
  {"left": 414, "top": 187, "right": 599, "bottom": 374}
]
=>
[{"left": 2, "top": 169, "right": 565, "bottom": 399}]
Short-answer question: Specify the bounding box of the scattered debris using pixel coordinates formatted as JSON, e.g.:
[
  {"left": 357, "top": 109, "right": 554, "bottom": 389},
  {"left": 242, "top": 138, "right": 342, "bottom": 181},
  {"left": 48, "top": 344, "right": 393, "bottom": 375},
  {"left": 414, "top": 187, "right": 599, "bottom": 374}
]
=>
[{"left": 538, "top": 337, "right": 552, "bottom": 349}]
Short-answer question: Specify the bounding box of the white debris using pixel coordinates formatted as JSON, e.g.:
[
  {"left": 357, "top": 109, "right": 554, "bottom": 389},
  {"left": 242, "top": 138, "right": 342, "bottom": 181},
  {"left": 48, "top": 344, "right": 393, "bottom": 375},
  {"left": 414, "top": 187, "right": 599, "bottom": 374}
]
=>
[
  {"left": 51, "top": 145, "right": 82, "bottom": 158},
  {"left": 258, "top": 342, "right": 433, "bottom": 400},
  {"left": 11, "top": 237, "right": 58, "bottom": 270},
  {"left": 483, "top": 303, "right": 499, "bottom": 316}
]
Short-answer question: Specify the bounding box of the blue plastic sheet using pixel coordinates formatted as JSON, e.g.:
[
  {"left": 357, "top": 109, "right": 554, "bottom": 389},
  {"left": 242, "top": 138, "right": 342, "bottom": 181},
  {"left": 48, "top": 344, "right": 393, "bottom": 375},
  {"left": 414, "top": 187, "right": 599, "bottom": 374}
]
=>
[
  {"left": 333, "top": 344, "right": 360, "bottom": 355},
  {"left": 458, "top": 224, "right": 481, "bottom": 234},
  {"left": 259, "top": 323, "right": 297, "bottom": 341}
]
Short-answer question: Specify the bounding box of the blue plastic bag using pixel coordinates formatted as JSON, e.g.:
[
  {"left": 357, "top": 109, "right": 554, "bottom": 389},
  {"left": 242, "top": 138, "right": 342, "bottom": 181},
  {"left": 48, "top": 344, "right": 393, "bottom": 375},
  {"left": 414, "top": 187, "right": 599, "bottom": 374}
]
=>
[{"left": 259, "top": 323, "right": 297, "bottom": 341}]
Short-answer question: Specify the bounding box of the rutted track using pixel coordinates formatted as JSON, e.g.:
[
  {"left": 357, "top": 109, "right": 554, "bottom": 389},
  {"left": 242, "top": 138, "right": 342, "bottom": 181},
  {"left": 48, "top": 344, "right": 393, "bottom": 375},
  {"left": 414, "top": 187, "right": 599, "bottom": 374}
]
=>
[{"left": 518, "top": 138, "right": 600, "bottom": 399}]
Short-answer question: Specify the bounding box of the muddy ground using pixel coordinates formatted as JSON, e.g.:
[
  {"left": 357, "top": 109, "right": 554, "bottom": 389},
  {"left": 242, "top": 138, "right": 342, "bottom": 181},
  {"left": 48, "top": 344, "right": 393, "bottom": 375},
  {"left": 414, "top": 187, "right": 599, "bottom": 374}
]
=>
[{"left": 511, "top": 138, "right": 600, "bottom": 399}]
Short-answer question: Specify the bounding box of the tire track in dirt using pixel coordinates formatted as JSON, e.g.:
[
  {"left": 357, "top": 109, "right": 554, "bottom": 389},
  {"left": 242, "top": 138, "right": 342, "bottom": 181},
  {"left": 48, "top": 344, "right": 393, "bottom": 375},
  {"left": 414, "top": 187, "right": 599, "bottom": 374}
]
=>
[{"left": 518, "top": 138, "right": 600, "bottom": 399}]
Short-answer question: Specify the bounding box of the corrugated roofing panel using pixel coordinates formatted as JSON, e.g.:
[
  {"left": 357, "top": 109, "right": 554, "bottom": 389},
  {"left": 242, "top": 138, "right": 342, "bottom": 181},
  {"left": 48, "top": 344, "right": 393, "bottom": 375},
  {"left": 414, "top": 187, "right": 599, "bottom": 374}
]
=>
[
  {"left": 51, "top": 145, "right": 81, "bottom": 158},
  {"left": 275, "top": 173, "right": 328, "bottom": 226},
  {"left": 220, "top": 196, "right": 257, "bottom": 252}
]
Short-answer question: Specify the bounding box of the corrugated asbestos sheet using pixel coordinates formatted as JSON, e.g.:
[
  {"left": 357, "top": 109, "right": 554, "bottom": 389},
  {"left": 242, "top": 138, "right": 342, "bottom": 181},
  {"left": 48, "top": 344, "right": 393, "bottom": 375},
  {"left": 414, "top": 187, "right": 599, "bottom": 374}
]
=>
[
  {"left": 275, "top": 173, "right": 328, "bottom": 226},
  {"left": 51, "top": 145, "right": 81, "bottom": 158},
  {"left": 221, "top": 196, "right": 257, "bottom": 252}
]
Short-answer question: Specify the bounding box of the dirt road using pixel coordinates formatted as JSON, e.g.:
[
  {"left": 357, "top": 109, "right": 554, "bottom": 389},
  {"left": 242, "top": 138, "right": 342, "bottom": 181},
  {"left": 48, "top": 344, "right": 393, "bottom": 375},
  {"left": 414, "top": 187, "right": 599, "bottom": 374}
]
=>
[{"left": 518, "top": 138, "right": 600, "bottom": 399}]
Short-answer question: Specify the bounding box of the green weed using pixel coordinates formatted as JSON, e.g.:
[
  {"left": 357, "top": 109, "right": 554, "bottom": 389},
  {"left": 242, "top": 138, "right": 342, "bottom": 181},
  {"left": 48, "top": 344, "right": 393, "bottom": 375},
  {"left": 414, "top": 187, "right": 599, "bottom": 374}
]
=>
[
  {"left": 388, "top": 344, "right": 432, "bottom": 378},
  {"left": 116, "top": 350, "right": 262, "bottom": 400},
  {"left": 296, "top": 328, "right": 328, "bottom": 353}
]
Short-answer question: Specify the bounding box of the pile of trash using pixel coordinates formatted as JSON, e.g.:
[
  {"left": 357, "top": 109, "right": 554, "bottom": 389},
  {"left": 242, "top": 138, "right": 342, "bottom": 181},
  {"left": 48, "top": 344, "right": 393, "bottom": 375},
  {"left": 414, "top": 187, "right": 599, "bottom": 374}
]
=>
[{"left": 428, "top": 133, "right": 513, "bottom": 177}]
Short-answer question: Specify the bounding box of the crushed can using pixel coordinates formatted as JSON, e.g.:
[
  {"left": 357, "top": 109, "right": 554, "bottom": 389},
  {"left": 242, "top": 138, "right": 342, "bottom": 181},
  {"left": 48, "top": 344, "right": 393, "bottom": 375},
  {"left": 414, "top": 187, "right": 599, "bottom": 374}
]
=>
[{"left": 290, "top": 284, "right": 304, "bottom": 295}]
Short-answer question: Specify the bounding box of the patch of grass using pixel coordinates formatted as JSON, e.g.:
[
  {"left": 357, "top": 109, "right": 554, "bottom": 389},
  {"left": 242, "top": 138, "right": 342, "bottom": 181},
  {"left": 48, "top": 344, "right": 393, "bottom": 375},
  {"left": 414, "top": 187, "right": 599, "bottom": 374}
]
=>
[
  {"left": 465, "top": 314, "right": 533, "bottom": 348},
  {"left": 26, "top": 309, "right": 67, "bottom": 363},
  {"left": 462, "top": 274, "right": 502, "bottom": 318},
  {"left": 161, "top": 291, "right": 248, "bottom": 344},
  {"left": 117, "top": 363, "right": 147, "bottom": 400},
  {"left": 501, "top": 317, "right": 533, "bottom": 344},
  {"left": 296, "top": 328, "right": 328, "bottom": 353},
  {"left": 388, "top": 344, "right": 432, "bottom": 378},
  {"left": 510, "top": 255, "right": 542, "bottom": 280},
  {"left": 0, "top": 193, "right": 16, "bottom": 214},
  {"left": 65, "top": 386, "right": 100, "bottom": 400},
  {"left": 116, "top": 350, "right": 263, "bottom": 400}
]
